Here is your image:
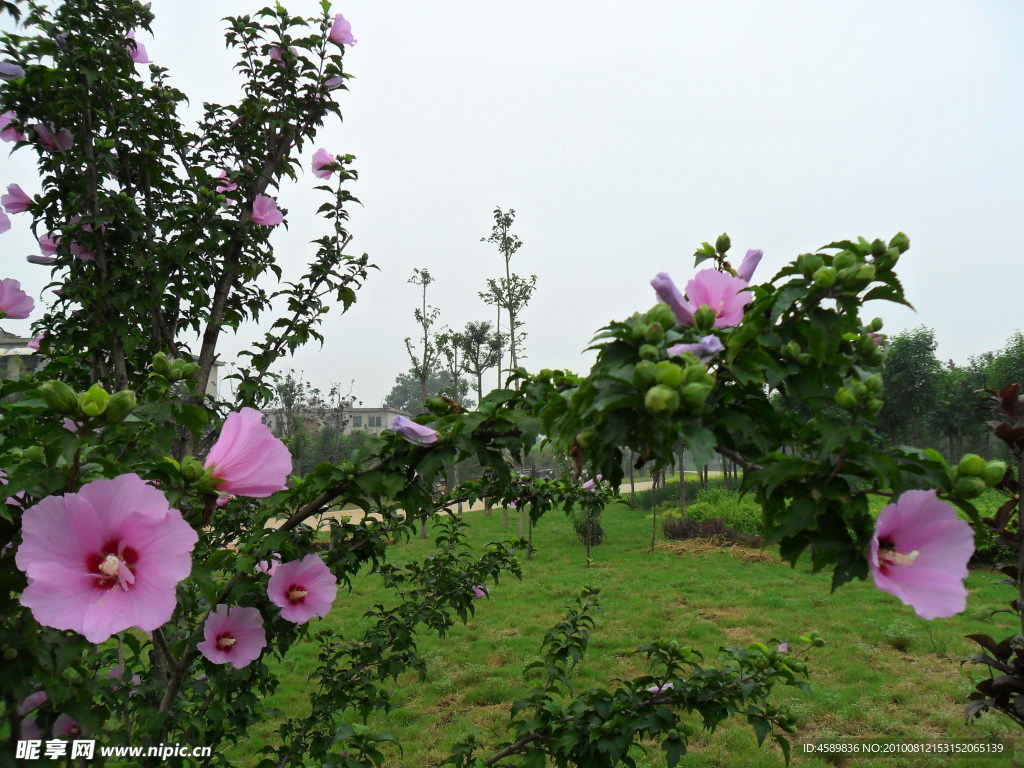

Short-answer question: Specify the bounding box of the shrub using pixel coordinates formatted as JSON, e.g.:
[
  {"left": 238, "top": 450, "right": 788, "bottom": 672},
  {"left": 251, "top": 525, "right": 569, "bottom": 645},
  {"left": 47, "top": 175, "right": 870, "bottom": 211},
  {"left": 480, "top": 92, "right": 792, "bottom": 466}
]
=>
[{"left": 571, "top": 509, "right": 605, "bottom": 546}]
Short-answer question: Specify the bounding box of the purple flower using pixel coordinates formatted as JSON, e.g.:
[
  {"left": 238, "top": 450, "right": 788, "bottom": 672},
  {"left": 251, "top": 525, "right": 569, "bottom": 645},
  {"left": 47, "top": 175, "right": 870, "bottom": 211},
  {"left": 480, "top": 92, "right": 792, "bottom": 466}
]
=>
[
  {"left": 0, "top": 211, "right": 9, "bottom": 234},
  {"left": 215, "top": 170, "right": 237, "bottom": 194},
  {"left": 736, "top": 249, "right": 763, "bottom": 283},
  {"left": 312, "top": 148, "right": 335, "bottom": 180},
  {"left": 267, "top": 555, "right": 337, "bottom": 624},
  {"left": 53, "top": 713, "right": 83, "bottom": 738},
  {"left": 324, "top": 76, "right": 345, "bottom": 90},
  {"left": 18, "top": 690, "right": 48, "bottom": 716},
  {"left": 15, "top": 474, "right": 198, "bottom": 643},
  {"left": 0, "top": 278, "right": 34, "bottom": 319},
  {"left": 681, "top": 269, "right": 752, "bottom": 328},
  {"left": 0, "top": 62, "right": 25, "bottom": 80},
  {"left": 582, "top": 474, "right": 603, "bottom": 491},
  {"left": 33, "top": 123, "right": 73, "bottom": 153},
  {"left": 256, "top": 556, "right": 280, "bottom": 576},
  {"left": 39, "top": 233, "right": 58, "bottom": 256},
  {"left": 471, "top": 584, "right": 487, "bottom": 599},
  {"left": 868, "top": 332, "right": 884, "bottom": 347},
  {"left": 647, "top": 682, "right": 674, "bottom": 694},
  {"left": 27, "top": 255, "right": 56, "bottom": 266},
  {"left": 197, "top": 605, "right": 266, "bottom": 669},
  {"left": 329, "top": 14, "right": 357, "bottom": 46},
  {"left": 2, "top": 184, "right": 33, "bottom": 214},
  {"left": 391, "top": 415, "right": 439, "bottom": 447},
  {"left": 251, "top": 194, "right": 283, "bottom": 226},
  {"left": 204, "top": 408, "right": 291, "bottom": 497},
  {"left": 650, "top": 272, "right": 693, "bottom": 326},
  {"left": 27, "top": 334, "right": 43, "bottom": 350},
  {"left": 0, "top": 111, "right": 24, "bottom": 142},
  {"left": 869, "top": 489, "right": 974, "bottom": 620},
  {"left": 777, "top": 642, "right": 789, "bottom": 653},
  {"left": 125, "top": 32, "right": 151, "bottom": 64},
  {"left": 667, "top": 335, "right": 725, "bottom": 363}
]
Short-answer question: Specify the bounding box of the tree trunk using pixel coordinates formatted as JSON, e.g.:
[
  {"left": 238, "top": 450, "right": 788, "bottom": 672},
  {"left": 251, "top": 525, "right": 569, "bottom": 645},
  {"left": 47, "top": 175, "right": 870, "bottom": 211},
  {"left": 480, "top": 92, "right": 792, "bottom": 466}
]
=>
[
  {"left": 502, "top": 503, "right": 509, "bottom": 529},
  {"left": 628, "top": 453, "right": 636, "bottom": 508},
  {"left": 419, "top": 518, "right": 427, "bottom": 539},
  {"left": 677, "top": 443, "right": 687, "bottom": 515}
]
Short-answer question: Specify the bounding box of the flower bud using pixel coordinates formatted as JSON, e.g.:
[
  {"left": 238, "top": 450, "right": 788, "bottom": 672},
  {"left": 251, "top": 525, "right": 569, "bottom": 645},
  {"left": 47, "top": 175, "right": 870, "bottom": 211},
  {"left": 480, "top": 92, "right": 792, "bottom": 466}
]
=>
[
  {"left": 781, "top": 340, "right": 801, "bottom": 360},
  {"left": 180, "top": 455, "right": 208, "bottom": 483},
  {"left": 644, "top": 322, "right": 665, "bottom": 344},
  {"left": 715, "top": 232, "right": 731, "bottom": 254},
  {"left": 679, "top": 382, "right": 711, "bottom": 410},
  {"left": 889, "top": 232, "right": 910, "bottom": 253},
  {"left": 152, "top": 352, "right": 171, "bottom": 375},
  {"left": 639, "top": 344, "right": 661, "bottom": 361},
  {"left": 865, "top": 398, "right": 884, "bottom": 419},
  {"left": 983, "top": 460, "right": 1008, "bottom": 486},
  {"left": 654, "top": 361, "right": 684, "bottom": 389},
  {"left": 864, "top": 374, "right": 883, "bottom": 396},
  {"left": 812, "top": 266, "right": 837, "bottom": 288},
  {"left": 957, "top": 454, "right": 987, "bottom": 478},
  {"left": 78, "top": 383, "right": 110, "bottom": 417},
  {"left": 644, "top": 385, "right": 679, "bottom": 415},
  {"left": 38, "top": 380, "right": 78, "bottom": 414},
  {"left": 24, "top": 445, "right": 45, "bottom": 463},
  {"left": 835, "top": 387, "right": 857, "bottom": 410},
  {"left": 868, "top": 317, "right": 883, "bottom": 332},
  {"left": 102, "top": 390, "right": 137, "bottom": 423},
  {"left": 870, "top": 238, "right": 886, "bottom": 256},
  {"left": 177, "top": 362, "right": 199, "bottom": 379},
  {"left": 692, "top": 305, "right": 717, "bottom": 331},
  {"left": 849, "top": 380, "right": 867, "bottom": 398},
  {"left": 953, "top": 476, "right": 986, "bottom": 499},
  {"left": 797, "top": 253, "right": 824, "bottom": 278},
  {"left": 633, "top": 360, "right": 658, "bottom": 388},
  {"left": 646, "top": 303, "right": 676, "bottom": 329},
  {"left": 855, "top": 264, "right": 876, "bottom": 282},
  {"left": 681, "top": 364, "right": 713, "bottom": 386},
  {"left": 834, "top": 252, "right": 857, "bottom": 271}
]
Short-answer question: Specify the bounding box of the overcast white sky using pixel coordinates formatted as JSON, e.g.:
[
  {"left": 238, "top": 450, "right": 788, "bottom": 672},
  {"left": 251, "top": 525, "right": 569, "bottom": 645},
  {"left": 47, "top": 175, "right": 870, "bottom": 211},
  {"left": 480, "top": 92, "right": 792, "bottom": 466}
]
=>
[{"left": 4, "top": 1, "right": 1023, "bottom": 404}]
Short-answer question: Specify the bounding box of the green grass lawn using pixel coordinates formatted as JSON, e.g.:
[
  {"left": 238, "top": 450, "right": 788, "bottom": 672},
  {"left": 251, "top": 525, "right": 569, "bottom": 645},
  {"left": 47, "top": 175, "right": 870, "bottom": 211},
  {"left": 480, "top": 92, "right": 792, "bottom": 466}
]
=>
[{"left": 229, "top": 498, "right": 1023, "bottom": 768}]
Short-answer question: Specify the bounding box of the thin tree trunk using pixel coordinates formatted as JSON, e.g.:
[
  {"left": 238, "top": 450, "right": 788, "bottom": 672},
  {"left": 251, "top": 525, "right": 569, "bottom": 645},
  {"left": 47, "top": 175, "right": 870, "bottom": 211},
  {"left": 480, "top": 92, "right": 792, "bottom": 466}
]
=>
[
  {"left": 677, "top": 443, "right": 687, "bottom": 515},
  {"left": 419, "top": 518, "right": 427, "bottom": 539},
  {"left": 502, "top": 503, "right": 509, "bottom": 530},
  {"left": 518, "top": 507, "right": 527, "bottom": 539},
  {"left": 485, "top": 498, "right": 493, "bottom": 517},
  {"left": 629, "top": 452, "right": 636, "bottom": 508}
]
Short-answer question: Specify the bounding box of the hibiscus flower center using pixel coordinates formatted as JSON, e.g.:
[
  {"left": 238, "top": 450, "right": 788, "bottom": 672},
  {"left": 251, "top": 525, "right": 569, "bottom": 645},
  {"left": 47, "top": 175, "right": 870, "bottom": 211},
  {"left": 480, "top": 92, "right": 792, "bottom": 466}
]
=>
[
  {"left": 215, "top": 632, "right": 236, "bottom": 650},
  {"left": 286, "top": 584, "right": 308, "bottom": 604},
  {"left": 877, "top": 539, "right": 920, "bottom": 568},
  {"left": 87, "top": 539, "right": 138, "bottom": 591}
]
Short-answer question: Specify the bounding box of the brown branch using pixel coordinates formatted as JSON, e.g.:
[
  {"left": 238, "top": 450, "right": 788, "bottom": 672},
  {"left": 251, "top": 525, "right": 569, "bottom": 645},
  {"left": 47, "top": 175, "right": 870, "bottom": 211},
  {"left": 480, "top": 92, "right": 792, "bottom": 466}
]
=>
[{"left": 714, "top": 446, "right": 762, "bottom": 473}]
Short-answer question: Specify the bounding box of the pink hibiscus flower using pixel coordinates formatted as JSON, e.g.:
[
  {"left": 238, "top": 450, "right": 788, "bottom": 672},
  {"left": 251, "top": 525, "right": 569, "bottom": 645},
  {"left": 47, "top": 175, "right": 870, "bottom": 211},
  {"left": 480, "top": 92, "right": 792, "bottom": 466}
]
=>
[
  {"left": 267, "top": 554, "right": 338, "bottom": 624},
  {"left": 33, "top": 123, "right": 73, "bottom": 153},
  {"left": 204, "top": 408, "right": 291, "bottom": 497},
  {"left": 311, "top": 148, "right": 335, "bottom": 180},
  {"left": 0, "top": 278, "right": 34, "bottom": 319},
  {"left": 251, "top": 194, "right": 283, "bottom": 226},
  {"left": 736, "top": 248, "right": 763, "bottom": 282},
  {"left": 0, "top": 210, "right": 9, "bottom": 234},
  {"left": 197, "top": 605, "right": 266, "bottom": 669},
  {"left": 15, "top": 474, "right": 198, "bottom": 643},
  {"left": 329, "top": 13, "right": 356, "bottom": 46},
  {"left": 215, "top": 170, "right": 237, "bottom": 194},
  {"left": 681, "top": 269, "right": 752, "bottom": 328},
  {"left": 391, "top": 415, "right": 439, "bottom": 447},
  {"left": 869, "top": 489, "right": 975, "bottom": 620},
  {"left": 582, "top": 474, "right": 603, "bottom": 491},
  {"left": 125, "top": 32, "right": 150, "bottom": 64},
  {"left": 471, "top": 584, "right": 487, "bottom": 599},
  {"left": 2, "top": 183, "right": 33, "bottom": 214},
  {"left": 0, "top": 111, "right": 24, "bottom": 142}
]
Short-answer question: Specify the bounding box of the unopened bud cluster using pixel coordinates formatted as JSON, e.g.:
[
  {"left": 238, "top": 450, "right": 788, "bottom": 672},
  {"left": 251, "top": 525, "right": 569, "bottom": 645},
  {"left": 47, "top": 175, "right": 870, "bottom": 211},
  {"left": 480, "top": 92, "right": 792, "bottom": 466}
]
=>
[
  {"left": 152, "top": 352, "right": 199, "bottom": 381},
  {"left": 37, "top": 380, "right": 136, "bottom": 424},
  {"left": 834, "top": 374, "right": 883, "bottom": 418},
  {"left": 799, "top": 233, "right": 909, "bottom": 293},
  {"left": 951, "top": 454, "right": 1006, "bottom": 499}
]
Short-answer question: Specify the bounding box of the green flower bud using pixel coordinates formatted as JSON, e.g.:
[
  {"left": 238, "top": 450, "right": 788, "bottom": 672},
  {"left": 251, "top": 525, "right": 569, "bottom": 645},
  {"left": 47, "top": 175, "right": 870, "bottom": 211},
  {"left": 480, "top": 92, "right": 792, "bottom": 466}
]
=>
[
  {"left": 655, "top": 361, "right": 684, "bottom": 388},
  {"left": 647, "top": 303, "right": 676, "bottom": 329},
  {"left": 957, "top": 454, "right": 987, "bottom": 478},
  {"left": 983, "top": 460, "right": 1007, "bottom": 486},
  {"left": 849, "top": 379, "right": 867, "bottom": 398},
  {"left": 634, "top": 321, "right": 650, "bottom": 339},
  {"left": 644, "top": 385, "right": 679, "bottom": 415},
  {"left": 680, "top": 382, "right": 711, "bottom": 410},
  {"left": 954, "top": 476, "right": 986, "bottom": 499},
  {"left": 869, "top": 317, "right": 883, "bottom": 332},
  {"left": 38, "top": 380, "right": 79, "bottom": 415},
  {"left": 835, "top": 387, "right": 857, "bottom": 410},
  {"left": 681, "top": 363, "right": 713, "bottom": 386},
  {"left": 639, "top": 344, "right": 661, "bottom": 361},
  {"left": 24, "top": 446, "right": 45, "bottom": 463},
  {"left": 834, "top": 252, "right": 857, "bottom": 271},
  {"left": 781, "top": 340, "right": 802, "bottom": 359},
  {"left": 633, "top": 360, "right": 658, "bottom": 388},
  {"left": 855, "top": 264, "right": 876, "bottom": 281},
  {"left": 2, "top": 647, "right": 16, "bottom": 661},
  {"left": 644, "top": 322, "right": 665, "bottom": 344},
  {"left": 865, "top": 398, "right": 884, "bottom": 419},
  {"left": 152, "top": 352, "right": 171, "bottom": 375},
  {"left": 889, "top": 232, "right": 910, "bottom": 253},
  {"left": 864, "top": 374, "right": 883, "bottom": 396},
  {"left": 78, "top": 383, "right": 110, "bottom": 417},
  {"left": 180, "top": 455, "right": 208, "bottom": 483},
  {"left": 178, "top": 362, "right": 199, "bottom": 379},
  {"left": 797, "top": 253, "right": 824, "bottom": 278},
  {"left": 692, "top": 305, "right": 717, "bottom": 331},
  {"left": 812, "top": 266, "right": 837, "bottom": 288},
  {"left": 102, "top": 390, "right": 137, "bottom": 423},
  {"left": 870, "top": 238, "right": 886, "bottom": 256},
  {"left": 715, "top": 232, "right": 731, "bottom": 254}
]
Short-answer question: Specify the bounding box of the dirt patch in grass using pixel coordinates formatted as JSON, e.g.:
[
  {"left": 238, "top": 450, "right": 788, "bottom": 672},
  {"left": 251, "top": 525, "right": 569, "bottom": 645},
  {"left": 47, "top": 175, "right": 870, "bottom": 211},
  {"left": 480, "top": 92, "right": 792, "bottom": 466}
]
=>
[{"left": 661, "top": 538, "right": 777, "bottom": 563}]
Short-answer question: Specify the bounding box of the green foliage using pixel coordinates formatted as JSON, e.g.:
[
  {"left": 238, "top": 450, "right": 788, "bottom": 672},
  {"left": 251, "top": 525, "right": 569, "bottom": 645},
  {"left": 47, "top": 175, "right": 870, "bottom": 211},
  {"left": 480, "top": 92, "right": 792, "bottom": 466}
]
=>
[{"left": 661, "top": 486, "right": 765, "bottom": 538}]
